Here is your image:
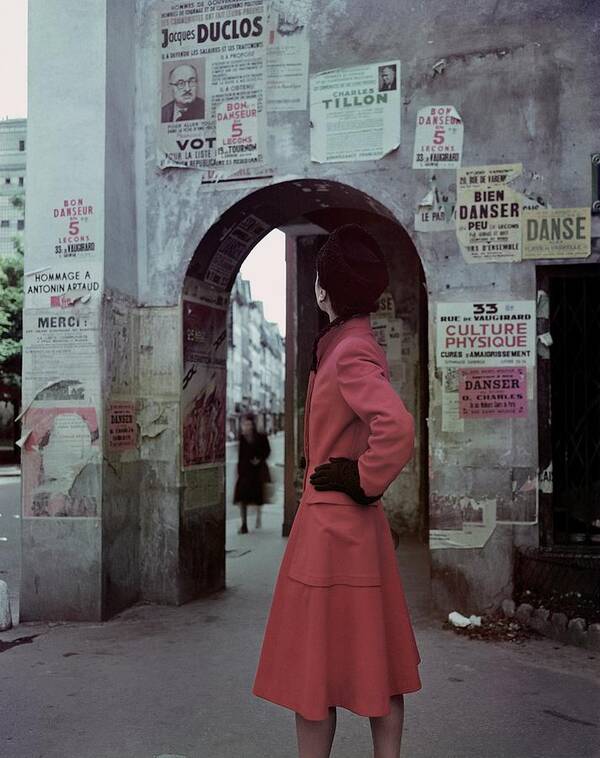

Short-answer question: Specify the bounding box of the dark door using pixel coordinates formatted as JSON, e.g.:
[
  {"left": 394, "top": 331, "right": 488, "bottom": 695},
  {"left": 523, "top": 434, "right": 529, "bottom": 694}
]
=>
[{"left": 537, "top": 264, "right": 600, "bottom": 548}]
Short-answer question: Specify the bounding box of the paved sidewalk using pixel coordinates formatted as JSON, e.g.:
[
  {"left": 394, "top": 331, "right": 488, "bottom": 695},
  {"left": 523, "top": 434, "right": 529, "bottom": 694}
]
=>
[{"left": 1, "top": 506, "right": 599, "bottom": 758}]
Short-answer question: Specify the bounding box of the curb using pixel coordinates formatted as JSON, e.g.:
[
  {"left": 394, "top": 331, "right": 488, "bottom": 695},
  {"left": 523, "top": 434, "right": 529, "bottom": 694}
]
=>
[{"left": 501, "top": 598, "right": 600, "bottom": 651}]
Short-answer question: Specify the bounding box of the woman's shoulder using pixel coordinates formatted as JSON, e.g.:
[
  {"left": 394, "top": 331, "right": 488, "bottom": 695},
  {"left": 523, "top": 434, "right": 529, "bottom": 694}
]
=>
[{"left": 333, "top": 329, "right": 384, "bottom": 362}]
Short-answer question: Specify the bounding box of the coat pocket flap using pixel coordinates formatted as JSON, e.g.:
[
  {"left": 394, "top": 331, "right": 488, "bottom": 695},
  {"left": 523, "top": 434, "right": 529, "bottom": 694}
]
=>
[{"left": 287, "top": 503, "right": 382, "bottom": 587}]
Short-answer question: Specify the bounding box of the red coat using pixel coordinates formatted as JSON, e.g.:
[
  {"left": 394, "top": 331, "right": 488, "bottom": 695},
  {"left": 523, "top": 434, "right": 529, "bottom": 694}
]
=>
[
  {"left": 288, "top": 315, "right": 415, "bottom": 587},
  {"left": 252, "top": 315, "right": 422, "bottom": 720}
]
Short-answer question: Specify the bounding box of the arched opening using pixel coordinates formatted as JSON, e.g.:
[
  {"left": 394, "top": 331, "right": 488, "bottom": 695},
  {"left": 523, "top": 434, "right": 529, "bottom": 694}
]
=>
[{"left": 180, "top": 179, "right": 430, "bottom": 599}]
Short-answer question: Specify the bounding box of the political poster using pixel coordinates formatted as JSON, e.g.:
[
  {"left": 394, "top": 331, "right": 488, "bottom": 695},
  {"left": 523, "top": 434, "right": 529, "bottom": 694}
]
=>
[
  {"left": 412, "top": 106, "right": 463, "bottom": 169},
  {"left": 158, "top": 0, "right": 268, "bottom": 175},
  {"left": 310, "top": 60, "right": 401, "bottom": 163},
  {"left": 456, "top": 164, "right": 522, "bottom": 263},
  {"left": 522, "top": 207, "right": 591, "bottom": 259},
  {"left": 436, "top": 301, "right": 536, "bottom": 368}
]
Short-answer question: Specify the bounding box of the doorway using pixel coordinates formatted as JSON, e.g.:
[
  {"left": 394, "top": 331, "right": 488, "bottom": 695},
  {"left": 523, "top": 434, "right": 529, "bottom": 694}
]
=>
[
  {"left": 179, "top": 179, "right": 430, "bottom": 599},
  {"left": 537, "top": 264, "right": 600, "bottom": 548}
]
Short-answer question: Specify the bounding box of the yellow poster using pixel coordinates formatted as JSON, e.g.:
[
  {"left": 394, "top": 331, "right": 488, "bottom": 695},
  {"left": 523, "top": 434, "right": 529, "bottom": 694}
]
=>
[{"left": 522, "top": 207, "right": 591, "bottom": 259}]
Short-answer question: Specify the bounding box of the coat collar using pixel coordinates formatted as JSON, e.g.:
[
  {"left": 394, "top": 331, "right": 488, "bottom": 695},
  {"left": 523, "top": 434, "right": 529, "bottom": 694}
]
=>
[{"left": 314, "top": 315, "right": 372, "bottom": 370}]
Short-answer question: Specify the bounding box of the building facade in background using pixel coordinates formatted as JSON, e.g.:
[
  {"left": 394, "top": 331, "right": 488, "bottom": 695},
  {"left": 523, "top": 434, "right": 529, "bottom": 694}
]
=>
[
  {"left": 0, "top": 118, "right": 26, "bottom": 256},
  {"left": 227, "top": 276, "right": 285, "bottom": 440}
]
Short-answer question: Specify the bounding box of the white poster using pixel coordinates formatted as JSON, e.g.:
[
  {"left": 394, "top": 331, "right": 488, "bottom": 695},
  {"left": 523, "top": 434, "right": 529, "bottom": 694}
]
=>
[
  {"left": 21, "top": 307, "right": 102, "bottom": 406},
  {"left": 412, "top": 106, "right": 463, "bottom": 169},
  {"left": 456, "top": 164, "right": 522, "bottom": 263},
  {"left": 24, "top": 260, "right": 103, "bottom": 310},
  {"left": 414, "top": 177, "right": 456, "bottom": 232},
  {"left": 266, "top": 0, "right": 311, "bottom": 111},
  {"left": 158, "top": 0, "right": 268, "bottom": 175},
  {"left": 310, "top": 60, "right": 401, "bottom": 163},
  {"left": 436, "top": 301, "right": 536, "bottom": 368}
]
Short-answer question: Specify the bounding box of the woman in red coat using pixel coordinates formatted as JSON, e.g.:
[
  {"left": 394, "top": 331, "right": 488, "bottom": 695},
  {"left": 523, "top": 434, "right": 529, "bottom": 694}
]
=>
[{"left": 252, "top": 225, "right": 422, "bottom": 757}]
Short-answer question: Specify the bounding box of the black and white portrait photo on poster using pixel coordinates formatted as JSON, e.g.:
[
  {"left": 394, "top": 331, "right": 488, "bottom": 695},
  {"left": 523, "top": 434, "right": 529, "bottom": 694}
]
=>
[
  {"left": 378, "top": 63, "right": 397, "bottom": 91},
  {"left": 161, "top": 59, "right": 206, "bottom": 123}
]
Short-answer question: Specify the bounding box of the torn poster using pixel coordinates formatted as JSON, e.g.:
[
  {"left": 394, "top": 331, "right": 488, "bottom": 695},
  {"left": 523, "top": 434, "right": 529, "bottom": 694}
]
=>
[
  {"left": 183, "top": 465, "right": 224, "bottom": 510},
  {"left": 21, "top": 406, "right": 100, "bottom": 517},
  {"left": 204, "top": 213, "right": 270, "bottom": 289},
  {"left": 158, "top": 0, "right": 268, "bottom": 177},
  {"left": 429, "top": 494, "right": 497, "bottom": 549},
  {"left": 310, "top": 60, "right": 401, "bottom": 163},
  {"left": 436, "top": 300, "right": 536, "bottom": 368},
  {"left": 456, "top": 164, "right": 522, "bottom": 263},
  {"left": 497, "top": 467, "right": 538, "bottom": 524},
  {"left": 182, "top": 288, "right": 228, "bottom": 469},
  {"left": 522, "top": 207, "right": 591, "bottom": 259},
  {"left": 266, "top": 0, "right": 311, "bottom": 111},
  {"left": 459, "top": 367, "right": 527, "bottom": 419},
  {"left": 441, "top": 368, "right": 464, "bottom": 433},
  {"left": 414, "top": 176, "right": 456, "bottom": 232},
  {"left": 412, "top": 106, "right": 463, "bottom": 169}
]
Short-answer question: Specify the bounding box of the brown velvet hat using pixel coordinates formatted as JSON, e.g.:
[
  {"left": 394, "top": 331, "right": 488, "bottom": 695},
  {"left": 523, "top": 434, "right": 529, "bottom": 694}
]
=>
[{"left": 316, "top": 224, "right": 389, "bottom": 314}]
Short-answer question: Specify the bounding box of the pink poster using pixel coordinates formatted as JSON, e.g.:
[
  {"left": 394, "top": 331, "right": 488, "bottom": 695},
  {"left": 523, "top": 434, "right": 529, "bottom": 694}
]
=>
[
  {"left": 108, "top": 401, "right": 137, "bottom": 451},
  {"left": 459, "top": 367, "right": 527, "bottom": 419}
]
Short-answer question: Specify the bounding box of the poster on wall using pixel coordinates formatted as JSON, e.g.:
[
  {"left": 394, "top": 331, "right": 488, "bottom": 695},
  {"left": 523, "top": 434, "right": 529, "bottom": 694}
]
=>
[
  {"left": 158, "top": 0, "right": 268, "bottom": 176},
  {"left": 21, "top": 307, "right": 102, "bottom": 406},
  {"left": 108, "top": 401, "right": 137, "bottom": 452},
  {"left": 182, "top": 292, "right": 228, "bottom": 469},
  {"left": 522, "top": 207, "right": 591, "bottom": 259},
  {"left": 310, "top": 60, "right": 401, "bottom": 163},
  {"left": 456, "top": 164, "right": 522, "bottom": 263},
  {"left": 266, "top": 0, "right": 311, "bottom": 111},
  {"left": 51, "top": 195, "right": 101, "bottom": 264},
  {"left": 459, "top": 367, "right": 527, "bottom": 419},
  {"left": 441, "top": 368, "right": 464, "bottom": 433},
  {"left": 204, "top": 213, "right": 270, "bottom": 289},
  {"left": 414, "top": 177, "right": 456, "bottom": 232},
  {"left": 436, "top": 301, "right": 536, "bottom": 368},
  {"left": 21, "top": 406, "right": 100, "bottom": 517},
  {"left": 24, "top": 261, "right": 103, "bottom": 310},
  {"left": 412, "top": 106, "right": 463, "bottom": 169},
  {"left": 429, "top": 493, "right": 497, "bottom": 549}
]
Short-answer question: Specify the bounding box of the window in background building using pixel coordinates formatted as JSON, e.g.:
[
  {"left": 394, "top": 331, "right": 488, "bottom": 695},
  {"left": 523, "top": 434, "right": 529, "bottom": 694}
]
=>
[
  {"left": 4, "top": 178, "right": 10, "bottom": 184},
  {"left": 18, "top": 177, "right": 23, "bottom": 186},
  {"left": 17, "top": 219, "right": 24, "bottom": 230},
  {"left": 19, "top": 140, "right": 25, "bottom": 151},
  {"left": 1, "top": 220, "right": 9, "bottom": 228}
]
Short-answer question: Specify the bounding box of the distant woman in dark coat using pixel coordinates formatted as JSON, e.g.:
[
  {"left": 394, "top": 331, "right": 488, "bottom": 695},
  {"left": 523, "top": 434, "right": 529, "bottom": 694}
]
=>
[{"left": 234, "top": 413, "right": 271, "bottom": 533}]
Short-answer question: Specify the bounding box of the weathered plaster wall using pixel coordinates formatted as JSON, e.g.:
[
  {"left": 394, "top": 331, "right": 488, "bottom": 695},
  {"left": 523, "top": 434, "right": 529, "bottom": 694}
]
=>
[{"left": 133, "top": 0, "right": 600, "bottom": 614}]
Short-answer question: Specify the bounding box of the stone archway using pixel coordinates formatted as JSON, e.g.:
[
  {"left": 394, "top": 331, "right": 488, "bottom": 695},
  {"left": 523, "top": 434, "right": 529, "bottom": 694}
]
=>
[{"left": 178, "top": 178, "right": 429, "bottom": 601}]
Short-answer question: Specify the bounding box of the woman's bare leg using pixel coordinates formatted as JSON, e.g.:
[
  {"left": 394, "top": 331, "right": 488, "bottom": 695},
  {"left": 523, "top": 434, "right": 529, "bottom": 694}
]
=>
[
  {"left": 369, "top": 694, "right": 404, "bottom": 758},
  {"left": 295, "top": 707, "right": 337, "bottom": 758}
]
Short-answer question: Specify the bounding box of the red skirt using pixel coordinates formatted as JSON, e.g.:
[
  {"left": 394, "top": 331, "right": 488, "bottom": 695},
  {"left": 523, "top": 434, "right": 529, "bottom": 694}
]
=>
[{"left": 252, "top": 499, "right": 422, "bottom": 721}]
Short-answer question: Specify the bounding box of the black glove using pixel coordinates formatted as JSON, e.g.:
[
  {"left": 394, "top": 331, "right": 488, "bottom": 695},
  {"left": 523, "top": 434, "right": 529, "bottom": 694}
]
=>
[{"left": 309, "top": 457, "right": 382, "bottom": 506}]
